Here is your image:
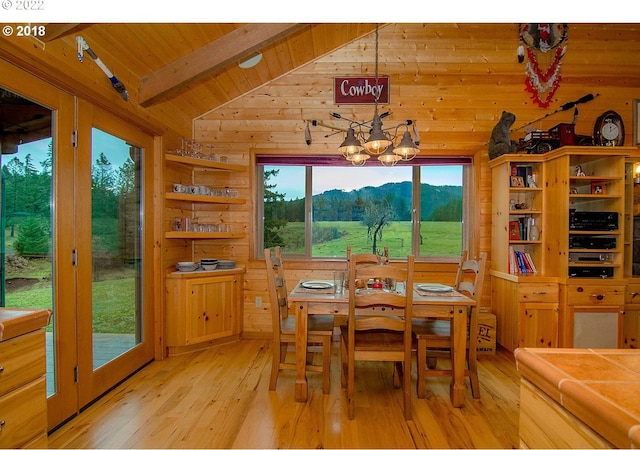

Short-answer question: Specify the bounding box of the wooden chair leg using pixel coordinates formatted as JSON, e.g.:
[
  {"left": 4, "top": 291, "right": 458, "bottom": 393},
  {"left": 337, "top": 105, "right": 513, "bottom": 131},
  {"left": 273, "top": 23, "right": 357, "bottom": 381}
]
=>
[
  {"left": 393, "top": 362, "right": 402, "bottom": 389},
  {"left": 403, "top": 360, "right": 412, "bottom": 420},
  {"left": 322, "top": 336, "right": 331, "bottom": 394},
  {"left": 347, "top": 354, "right": 355, "bottom": 420},
  {"left": 340, "top": 338, "right": 347, "bottom": 388},
  {"left": 468, "top": 344, "right": 480, "bottom": 399},
  {"left": 416, "top": 337, "right": 426, "bottom": 399},
  {"left": 269, "top": 341, "right": 282, "bottom": 391}
]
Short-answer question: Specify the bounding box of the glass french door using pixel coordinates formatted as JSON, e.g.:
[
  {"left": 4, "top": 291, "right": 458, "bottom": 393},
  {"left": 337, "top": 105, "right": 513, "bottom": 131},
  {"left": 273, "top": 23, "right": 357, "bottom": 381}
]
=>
[
  {"left": 75, "top": 101, "right": 155, "bottom": 408},
  {"left": 0, "top": 60, "right": 154, "bottom": 430}
]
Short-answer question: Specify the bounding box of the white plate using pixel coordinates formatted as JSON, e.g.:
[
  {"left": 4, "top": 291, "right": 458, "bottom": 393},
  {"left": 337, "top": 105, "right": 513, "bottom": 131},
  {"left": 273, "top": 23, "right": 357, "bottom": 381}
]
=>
[
  {"left": 301, "top": 281, "right": 334, "bottom": 289},
  {"left": 417, "top": 284, "right": 453, "bottom": 293},
  {"left": 176, "top": 265, "right": 198, "bottom": 272}
]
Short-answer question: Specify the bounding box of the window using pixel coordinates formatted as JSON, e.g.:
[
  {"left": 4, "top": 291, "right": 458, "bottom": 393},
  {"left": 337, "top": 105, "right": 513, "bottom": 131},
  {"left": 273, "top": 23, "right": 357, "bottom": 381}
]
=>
[{"left": 257, "top": 155, "right": 471, "bottom": 260}]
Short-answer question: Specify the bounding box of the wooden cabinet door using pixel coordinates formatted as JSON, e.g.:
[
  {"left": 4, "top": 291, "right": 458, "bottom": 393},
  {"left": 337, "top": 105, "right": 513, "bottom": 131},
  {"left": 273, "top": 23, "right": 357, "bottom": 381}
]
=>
[
  {"left": 187, "top": 275, "right": 237, "bottom": 344},
  {"left": 519, "top": 302, "right": 559, "bottom": 348}
]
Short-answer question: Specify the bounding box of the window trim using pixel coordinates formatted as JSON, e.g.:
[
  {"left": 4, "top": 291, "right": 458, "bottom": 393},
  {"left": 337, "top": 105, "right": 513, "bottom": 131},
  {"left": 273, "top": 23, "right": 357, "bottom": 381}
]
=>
[{"left": 256, "top": 154, "right": 472, "bottom": 261}]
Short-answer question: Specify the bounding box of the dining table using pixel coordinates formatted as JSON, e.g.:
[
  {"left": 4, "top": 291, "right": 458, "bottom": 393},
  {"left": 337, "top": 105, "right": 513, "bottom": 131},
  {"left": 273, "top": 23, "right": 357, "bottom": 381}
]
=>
[{"left": 288, "top": 280, "right": 476, "bottom": 407}]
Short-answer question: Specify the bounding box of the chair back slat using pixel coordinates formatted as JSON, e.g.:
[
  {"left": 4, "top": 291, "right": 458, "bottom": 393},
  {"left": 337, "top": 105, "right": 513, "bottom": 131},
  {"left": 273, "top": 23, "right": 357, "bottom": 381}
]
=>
[
  {"left": 454, "top": 251, "right": 488, "bottom": 302},
  {"left": 348, "top": 253, "right": 414, "bottom": 334}
]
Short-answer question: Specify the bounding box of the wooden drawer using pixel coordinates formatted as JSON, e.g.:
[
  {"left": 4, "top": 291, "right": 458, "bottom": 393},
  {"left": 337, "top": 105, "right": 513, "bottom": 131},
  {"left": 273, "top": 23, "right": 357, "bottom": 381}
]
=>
[
  {"left": 0, "top": 329, "right": 45, "bottom": 397},
  {"left": 566, "top": 284, "right": 625, "bottom": 306},
  {"left": 0, "top": 377, "right": 47, "bottom": 449},
  {"left": 626, "top": 283, "right": 640, "bottom": 304},
  {"left": 519, "top": 282, "right": 559, "bottom": 303}
]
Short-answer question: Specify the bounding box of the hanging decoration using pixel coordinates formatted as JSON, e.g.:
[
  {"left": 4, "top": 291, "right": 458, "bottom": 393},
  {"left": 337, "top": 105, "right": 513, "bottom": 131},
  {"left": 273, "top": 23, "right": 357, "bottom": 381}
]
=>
[{"left": 518, "top": 24, "right": 568, "bottom": 108}]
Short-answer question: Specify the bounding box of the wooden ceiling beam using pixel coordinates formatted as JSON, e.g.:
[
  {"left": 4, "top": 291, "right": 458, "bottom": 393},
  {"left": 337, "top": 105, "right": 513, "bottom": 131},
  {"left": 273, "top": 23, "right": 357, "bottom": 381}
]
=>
[
  {"left": 40, "top": 24, "right": 82, "bottom": 42},
  {"left": 139, "top": 23, "right": 307, "bottom": 107}
]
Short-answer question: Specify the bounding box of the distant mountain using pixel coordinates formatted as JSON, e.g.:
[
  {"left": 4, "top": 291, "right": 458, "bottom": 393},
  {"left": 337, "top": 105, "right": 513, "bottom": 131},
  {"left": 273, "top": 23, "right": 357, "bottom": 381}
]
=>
[{"left": 311, "top": 181, "right": 462, "bottom": 221}]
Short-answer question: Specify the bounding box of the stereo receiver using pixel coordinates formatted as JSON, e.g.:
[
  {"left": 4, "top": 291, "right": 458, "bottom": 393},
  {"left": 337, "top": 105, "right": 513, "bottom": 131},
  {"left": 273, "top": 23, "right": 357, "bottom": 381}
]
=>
[
  {"left": 569, "top": 235, "right": 617, "bottom": 249},
  {"left": 569, "top": 210, "right": 618, "bottom": 231}
]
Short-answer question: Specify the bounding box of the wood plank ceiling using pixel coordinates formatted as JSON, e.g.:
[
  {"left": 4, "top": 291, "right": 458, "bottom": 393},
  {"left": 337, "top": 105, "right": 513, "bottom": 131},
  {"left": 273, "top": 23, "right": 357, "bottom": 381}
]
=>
[{"left": 41, "top": 23, "right": 377, "bottom": 119}]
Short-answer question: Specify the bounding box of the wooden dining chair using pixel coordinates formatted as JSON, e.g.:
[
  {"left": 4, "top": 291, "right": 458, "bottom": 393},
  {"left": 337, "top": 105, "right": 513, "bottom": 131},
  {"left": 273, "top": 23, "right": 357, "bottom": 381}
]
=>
[
  {"left": 264, "top": 246, "right": 334, "bottom": 393},
  {"left": 413, "top": 251, "right": 487, "bottom": 400},
  {"left": 346, "top": 246, "right": 389, "bottom": 265},
  {"left": 340, "top": 253, "right": 415, "bottom": 420}
]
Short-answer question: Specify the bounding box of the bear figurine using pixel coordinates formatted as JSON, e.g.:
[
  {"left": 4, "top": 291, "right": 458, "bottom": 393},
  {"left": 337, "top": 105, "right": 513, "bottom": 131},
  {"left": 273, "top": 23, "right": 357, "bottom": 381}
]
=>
[{"left": 488, "top": 111, "right": 518, "bottom": 160}]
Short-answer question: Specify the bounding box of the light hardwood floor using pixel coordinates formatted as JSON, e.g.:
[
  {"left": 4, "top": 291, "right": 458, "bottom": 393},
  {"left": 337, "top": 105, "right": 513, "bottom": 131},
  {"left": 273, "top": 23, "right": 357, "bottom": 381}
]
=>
[{"left": 47, "top": 339, "right": 520, "bottom": 448}]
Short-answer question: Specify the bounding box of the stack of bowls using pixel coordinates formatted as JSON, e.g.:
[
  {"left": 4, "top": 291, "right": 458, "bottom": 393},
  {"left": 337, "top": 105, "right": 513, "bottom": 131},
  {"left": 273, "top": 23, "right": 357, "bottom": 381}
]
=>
[
  {"left": 217, "top": 260, "right": 236, "bottom": 269},
  {"left": 176, "top": 261, "right": 198, "bottom": 272},
  {"left": 200, "top": 258, "right": 218, "bottom": 271}
]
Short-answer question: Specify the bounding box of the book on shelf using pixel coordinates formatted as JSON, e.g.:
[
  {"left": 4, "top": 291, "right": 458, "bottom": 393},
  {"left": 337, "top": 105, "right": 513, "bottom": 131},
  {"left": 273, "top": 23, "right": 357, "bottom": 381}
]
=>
[
  {"left": 524, "top": 252, "right": 537, "bottom": 273},
  {"left": 509, "top": 221, "right": 521, "bottom": 240},
  {"left": 508, "top": 246, "right": 537, "bottom": 274}
]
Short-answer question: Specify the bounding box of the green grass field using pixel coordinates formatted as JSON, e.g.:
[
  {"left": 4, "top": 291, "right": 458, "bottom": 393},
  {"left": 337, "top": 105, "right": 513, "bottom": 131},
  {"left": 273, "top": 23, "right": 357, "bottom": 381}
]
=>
[{"left": 279, "top": 220, "right": 462, "bottom": 257}]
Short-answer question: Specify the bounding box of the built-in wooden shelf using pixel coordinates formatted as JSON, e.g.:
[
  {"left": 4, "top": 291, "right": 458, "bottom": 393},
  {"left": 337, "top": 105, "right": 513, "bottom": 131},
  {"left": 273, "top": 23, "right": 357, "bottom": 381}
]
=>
[
  {"left": 165, "top": 192, "right": 245, "bottom": 204},
  {"left": 165, "top": 153, "right": 246, "bottom": 172},
  {"left": 165, "top": 231, "right": 246, "bottom": 239}
]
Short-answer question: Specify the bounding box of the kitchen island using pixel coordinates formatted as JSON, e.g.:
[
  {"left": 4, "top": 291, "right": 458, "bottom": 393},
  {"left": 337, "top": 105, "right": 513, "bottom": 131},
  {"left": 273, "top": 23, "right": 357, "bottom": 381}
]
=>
[{"left": 515, "top": 347, "right": 640, "bottom": 448}]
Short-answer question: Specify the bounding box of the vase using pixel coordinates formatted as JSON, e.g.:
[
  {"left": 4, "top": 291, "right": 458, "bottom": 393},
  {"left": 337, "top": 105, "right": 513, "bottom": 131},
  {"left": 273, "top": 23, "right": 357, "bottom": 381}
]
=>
[{"left": 529, "top": 220, "right": 540, "bottom": 241}]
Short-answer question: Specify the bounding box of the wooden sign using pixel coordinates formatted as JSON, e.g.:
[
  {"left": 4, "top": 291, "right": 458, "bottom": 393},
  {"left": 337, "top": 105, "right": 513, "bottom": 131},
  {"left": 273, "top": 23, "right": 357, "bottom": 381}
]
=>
[{"left": 334, "top": 76, "right": 389, "bottom": 105}]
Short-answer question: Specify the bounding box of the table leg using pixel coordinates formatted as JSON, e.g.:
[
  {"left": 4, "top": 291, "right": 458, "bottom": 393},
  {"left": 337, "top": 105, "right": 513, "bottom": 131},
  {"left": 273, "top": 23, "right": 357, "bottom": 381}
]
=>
[
  {"left": 450, "top": 306, "right": 468, "bottom": 407},
  {"left": 294, "top": 302, "right": 309, "bottom": 402}
]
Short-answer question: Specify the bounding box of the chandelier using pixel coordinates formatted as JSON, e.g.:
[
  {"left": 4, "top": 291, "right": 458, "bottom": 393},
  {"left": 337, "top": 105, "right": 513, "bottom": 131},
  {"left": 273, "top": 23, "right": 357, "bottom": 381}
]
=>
[{"left": 335, "top": 24, "right": 420, "bottom": 166}]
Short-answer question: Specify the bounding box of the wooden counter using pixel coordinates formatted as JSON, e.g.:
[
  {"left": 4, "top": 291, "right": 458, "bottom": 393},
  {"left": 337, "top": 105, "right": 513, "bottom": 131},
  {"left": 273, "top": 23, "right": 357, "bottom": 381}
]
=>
[
  {"left": 515, "top": 347, "right": 640, "bottom": 448},
  {"left": 0, "top": 308, "right": 51, "bottom": 341},
  {"left": 0, "top": 307, "right": 51, "bottom": 448}
]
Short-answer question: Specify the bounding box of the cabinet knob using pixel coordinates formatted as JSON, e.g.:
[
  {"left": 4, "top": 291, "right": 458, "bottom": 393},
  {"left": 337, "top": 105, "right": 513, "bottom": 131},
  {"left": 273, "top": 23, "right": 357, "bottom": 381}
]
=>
[
  {"left": 0, "top": 420, "right": 5, "bottom": 431},
  {"left": 0, "top": 366, "right": 3, "bottom": 373},
  {"left": 589, "top": 293, "right": 605, "bottom": 301}
]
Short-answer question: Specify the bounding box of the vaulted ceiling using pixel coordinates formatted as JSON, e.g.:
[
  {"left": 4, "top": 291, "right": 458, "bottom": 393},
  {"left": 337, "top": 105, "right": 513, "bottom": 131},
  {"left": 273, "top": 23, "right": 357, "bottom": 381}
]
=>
[{"left": 41, "top": 23, "right": 377, "bottom": 119}]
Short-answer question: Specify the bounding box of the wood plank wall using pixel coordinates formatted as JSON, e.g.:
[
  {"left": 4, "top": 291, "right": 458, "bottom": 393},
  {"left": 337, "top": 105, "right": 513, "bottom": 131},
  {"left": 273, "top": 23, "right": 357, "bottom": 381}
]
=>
[{"left": 193, "top": 23, "right": 640, "bottom": 336}]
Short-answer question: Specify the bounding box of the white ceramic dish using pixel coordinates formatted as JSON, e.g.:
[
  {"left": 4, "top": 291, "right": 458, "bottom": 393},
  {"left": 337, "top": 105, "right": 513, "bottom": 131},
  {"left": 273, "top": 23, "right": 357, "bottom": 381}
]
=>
[
  {"left": 200, "top": 264, "right": 218, "bottom": 271},
  {"left": 301, "top": 281, "right": 334, "bottom": 289},
  {"left": 176, "top": 264, "right": 198, "bottom": 272},
  {"left": 416, "top": 283, "right": 453, "bottom": 293}
]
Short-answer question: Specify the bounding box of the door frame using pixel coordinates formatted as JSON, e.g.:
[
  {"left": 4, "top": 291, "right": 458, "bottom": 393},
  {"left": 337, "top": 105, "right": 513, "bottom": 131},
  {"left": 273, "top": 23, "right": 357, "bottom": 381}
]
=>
[
  {"left": 0, "top": 58, "right": 78, "bottom": 429},
  {"left": 75, "top": 99, "right": 156, "bottom": 408}
]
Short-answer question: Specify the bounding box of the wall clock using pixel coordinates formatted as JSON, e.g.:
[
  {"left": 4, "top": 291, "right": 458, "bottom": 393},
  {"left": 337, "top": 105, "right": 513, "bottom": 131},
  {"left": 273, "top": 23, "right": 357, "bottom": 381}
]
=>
[{"left": 593, "top": 110, "right": 625, "bottom": 146}]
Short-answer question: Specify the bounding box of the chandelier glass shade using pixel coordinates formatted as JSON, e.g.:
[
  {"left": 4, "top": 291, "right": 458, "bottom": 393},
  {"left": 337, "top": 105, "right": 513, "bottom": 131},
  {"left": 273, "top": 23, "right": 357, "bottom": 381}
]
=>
[
  {"left": 339, "top": 127, "right": 364, "bottom": 158},
  {"left": 393, "top": 130, "right": 420, "bottom": 160},
  {"left": 378, "top": 144, "right": 402, "bottom": 166},
  {"left": 348, "top": 151, "right": 370, "bottom": 166},
  {"left": 362, "top": 112, "right": 393, "bottom": 154}
]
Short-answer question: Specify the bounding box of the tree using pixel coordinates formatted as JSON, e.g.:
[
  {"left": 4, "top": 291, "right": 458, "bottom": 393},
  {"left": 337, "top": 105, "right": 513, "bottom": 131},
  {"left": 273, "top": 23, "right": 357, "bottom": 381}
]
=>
[
  {"left": 429, "top": 197, "right": 462, "bottom": 221},
  {"left": 91, "top": 152, "right": 118, "bottom": 218},
  {"left": 13, "top": 216, "right": 49, "bottom": 256},
  {"left": 263, "top": 169, "right": 287, "bottom": 248},
  {"left": 361, "top": 200, "right": 395, "bottom": 255}
]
